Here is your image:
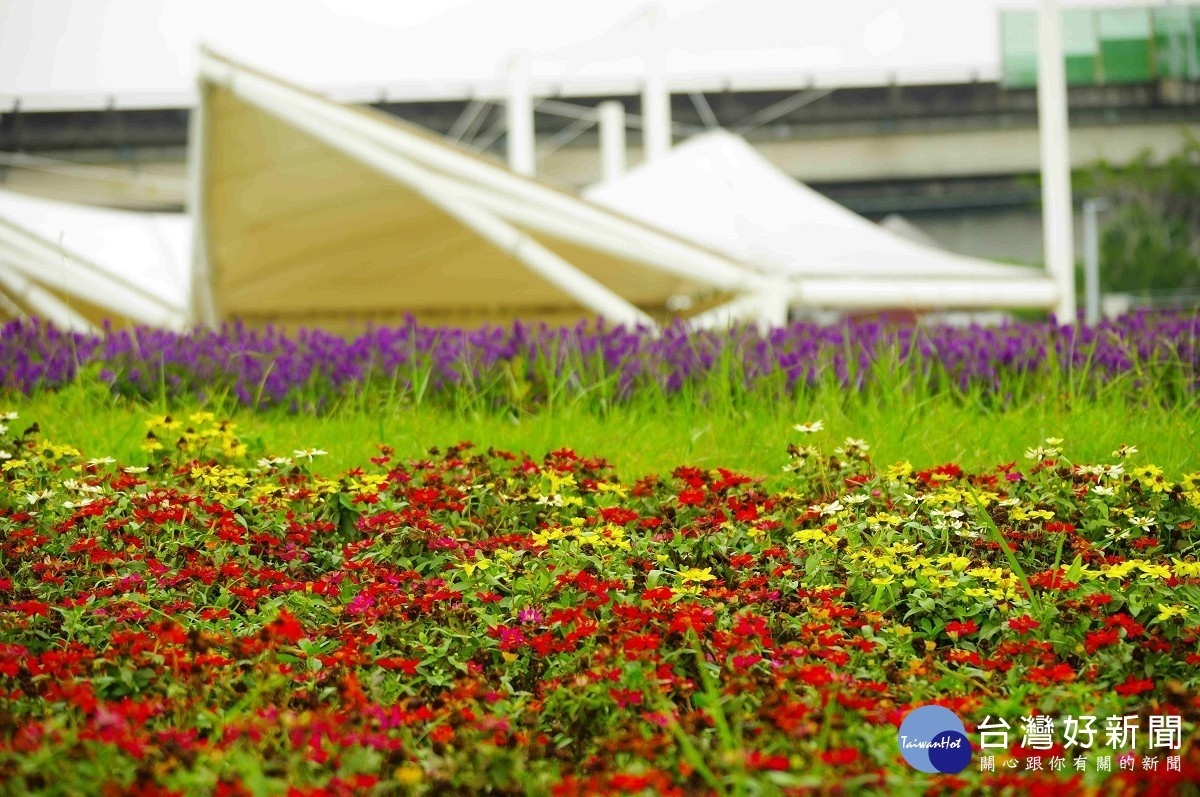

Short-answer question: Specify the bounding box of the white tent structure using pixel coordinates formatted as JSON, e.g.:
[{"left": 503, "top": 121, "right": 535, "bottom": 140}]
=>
[
  {"left": 0, "top": 50, "right": 1063, "bottom": 334},
  {"left": 187, "top": 49, "right": 774, "bottom": 331},
  {"left": 584, "top": 130, "right": 1059, "bottom": 324},
  {"left": 0, "top": 188, "right": 189, "bottom": 330}
]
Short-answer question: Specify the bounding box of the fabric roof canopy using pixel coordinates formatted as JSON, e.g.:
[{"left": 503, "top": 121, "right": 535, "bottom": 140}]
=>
[
  {"left": 0, "top": 53, "right": 1060, "bottom": 334},
  {"left": 192, "top": 50, "right": 763, "bottom": 330},
  {"left": 0, "top": 188, "right": 189, "bottom": 330},
  {"left": 585, "top": 130, "right": 1056, "bottom": 287}
]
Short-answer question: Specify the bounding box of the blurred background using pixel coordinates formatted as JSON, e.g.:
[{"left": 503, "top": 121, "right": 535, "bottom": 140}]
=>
[{"left": 1, "top": 0, "right": 1198, "bottom": 329}]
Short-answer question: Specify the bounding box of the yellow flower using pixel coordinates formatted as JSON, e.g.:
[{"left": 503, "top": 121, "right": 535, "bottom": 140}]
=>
[
  {"left": 1137, "top": 562, "right": 1171, "bottom": 580},
  {"left": 1171, "top": 558, "right": 1200, "bottom": 578},
  {"left": 967, "top": 566, "right": 1003, "bottom": 583},
  {"left": 1155, "top": 604, "right": 1191, "bottom": 622},
  {"left": 1133, "top": 464, "right": 1163, "bottom": 480},
  {"left": 460, "top": 557, "right": 492, "bottom": 576},
  {"left": 871, "top": 574, "right": 895, "bottom": 586},
  {"left": 546, "top": 472, "right": 576, "bottom": 492},
  {"left": 531, "top": 528, "right": 566, "bottom": 546},
  {"left": 348, "top": 473, "right": 389, "bottom": 496},
  {"left": 1100, "top": 561, "right": 1138, "bottom": 580},
  {"left": 678, "top": 567, "right": 716, "bottom": 583},
  {"left": 792, "top": 529, "right": 828, "bottom": 544},
  {"left": 395, "top": 765, "right": 423, "bottom": 786},
  {"left": 938, "top": 554, "right": 972, "bottom": 573}
]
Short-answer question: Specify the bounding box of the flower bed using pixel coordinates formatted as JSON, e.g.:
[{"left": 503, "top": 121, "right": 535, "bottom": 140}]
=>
[
  {"left": 1, "top": 311, "right": 1198, "bottom": 411},
  {"left": 1, "top": 413, "right": 1199, "bottom": 794}
]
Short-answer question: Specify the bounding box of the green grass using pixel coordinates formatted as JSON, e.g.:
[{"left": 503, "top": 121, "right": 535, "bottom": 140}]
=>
[{"left": 8, "top": 378, "right": 1199, "bottom": 482}]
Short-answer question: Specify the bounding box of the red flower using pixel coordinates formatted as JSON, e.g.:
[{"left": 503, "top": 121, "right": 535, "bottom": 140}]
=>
[
  {"left": 269, "top": 609, "right": 306, "bottom": 644},
  {"left": 1084, "top": 627, "right": 1121, "bottom": 655},
  {"left": 599, "top": 507, "right": 639, "bottom": 525},
  {"left": 678, "top": 488, "right": 706, "bottom": 507},
  {"left": 1113, "top": 676, "right": 1155, "bottom": 697},
  {"left": 945, "top": 619, "right": 978, "bottom": 638},
  {"left": 821, "top": 747, "right": 860, "bottom": 767},
  {"left": 1008, "top": 615, "right": 1041, "bottom": 634},
  {"left": 609, "top": 688, "right": 643, "bottom": 708},
  {"left": 796, "top": 664, "right": 833, "bottom": 687},
  {"left": 376, "top": 657, "right": 421, "bottom": 675},
  {"left": 641, "top": 586, "right": 675, "bottom": 603},
  {"left": 1026, "top": 663, "right": 1076, "bottom": 685},
  {"left": 746, "top": 750, "right": 790, "bottom": 771}
]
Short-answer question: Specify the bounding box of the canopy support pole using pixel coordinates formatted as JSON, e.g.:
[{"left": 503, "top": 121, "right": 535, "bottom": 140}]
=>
[
  {"left": 598, "top": 101, "right": 626, "bottom": 182},
  {"left": 1083, "top": 197, "right": 1107, "bottom": 325},
  {"left": 187, "top": 75, "right": 218, "bottom": 328},
  {"left": 1037, "top": 0, "right": 1077, "bottom": 322},
  {"left": 505, "top": 55, "right": 536, "bottom": 176},
  {"left": 641, "top": 5, "right": 671, "bottom": 162},
  {"left": 756, "top": 277, "right": 791, "bottom": 331}
]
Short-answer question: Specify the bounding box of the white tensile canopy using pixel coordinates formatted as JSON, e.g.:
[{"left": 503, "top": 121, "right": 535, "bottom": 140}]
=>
[
  {"left": 0, "top": 51, "right": 1061, "bottom": 333},
  {"left": 187, "top": 50, "right": 765, "bottom": 331},
  {"left": 0, "top": 188, "right": 189, "bottom": 331},
  {"left": 584, "top": 129, "right": 1059, "bottom": 323}
]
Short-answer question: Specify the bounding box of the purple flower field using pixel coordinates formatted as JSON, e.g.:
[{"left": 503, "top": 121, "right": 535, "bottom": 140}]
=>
[{"left": 1, "top": 311, "right": 1198, "bottom": 411}]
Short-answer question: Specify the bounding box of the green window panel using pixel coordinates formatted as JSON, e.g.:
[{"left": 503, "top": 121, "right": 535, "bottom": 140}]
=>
[
  {"left": 1098, "top": 9, "right": 1153, "bottom": 83},
  {"left": 1063, "top": 10, "right": 1099, "bottom": 85},
  {"left": 1000, "top": 5, "right": 1200, "bottom": 88},
  {"left": 1154, "top": 7, "right": 1194, "bottom": 78},
  {"left": 1001, "top": 11, "right": 1039, "bottom": 88}
]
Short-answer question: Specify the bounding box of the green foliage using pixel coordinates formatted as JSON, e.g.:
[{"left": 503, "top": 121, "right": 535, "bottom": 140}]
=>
[
  {"left": 1085, "top": 133, "right": 1200, "bottom": 294},
  {"left": 8, "top": 369, "right": 1200, "bottom": 484}
]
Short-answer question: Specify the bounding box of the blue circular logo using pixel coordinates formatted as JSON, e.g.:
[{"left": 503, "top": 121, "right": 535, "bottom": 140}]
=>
[{"left": 898, "top": 706, "right": 972, "bottom": 773}]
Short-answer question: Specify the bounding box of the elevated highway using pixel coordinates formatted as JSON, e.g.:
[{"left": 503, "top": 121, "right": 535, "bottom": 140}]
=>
[{"left": 2, "top": 79, "right": 1197, "bottom": 263}]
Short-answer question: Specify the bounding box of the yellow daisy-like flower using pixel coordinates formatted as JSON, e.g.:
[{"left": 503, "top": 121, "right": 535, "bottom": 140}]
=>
[
  {"left": 1171, "top": 558, "right": 1200, "bottom": 578},
  {"left": 938, "top": 554, "right": 972, "bottom": 573},
  {"left": 460, "top": 556, "right": 492, "bottom": 576},
  {"left": 1137, "top": 562, "right": 1172, "bottom": 580},
  {"left": 677, "top": 567, "right": 716, "bottom": 583},
  {"left": 792, "top": 529, "right": 829, "bottom": 544},
  {"left": 1155, "top": 604, "right": 1191, "bottom": 622}
]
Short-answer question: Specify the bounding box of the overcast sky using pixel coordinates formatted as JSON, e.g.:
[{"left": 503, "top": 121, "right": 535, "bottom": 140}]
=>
[{"left": 0, "top": 0, "right": 1173, "bottom": 110}]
